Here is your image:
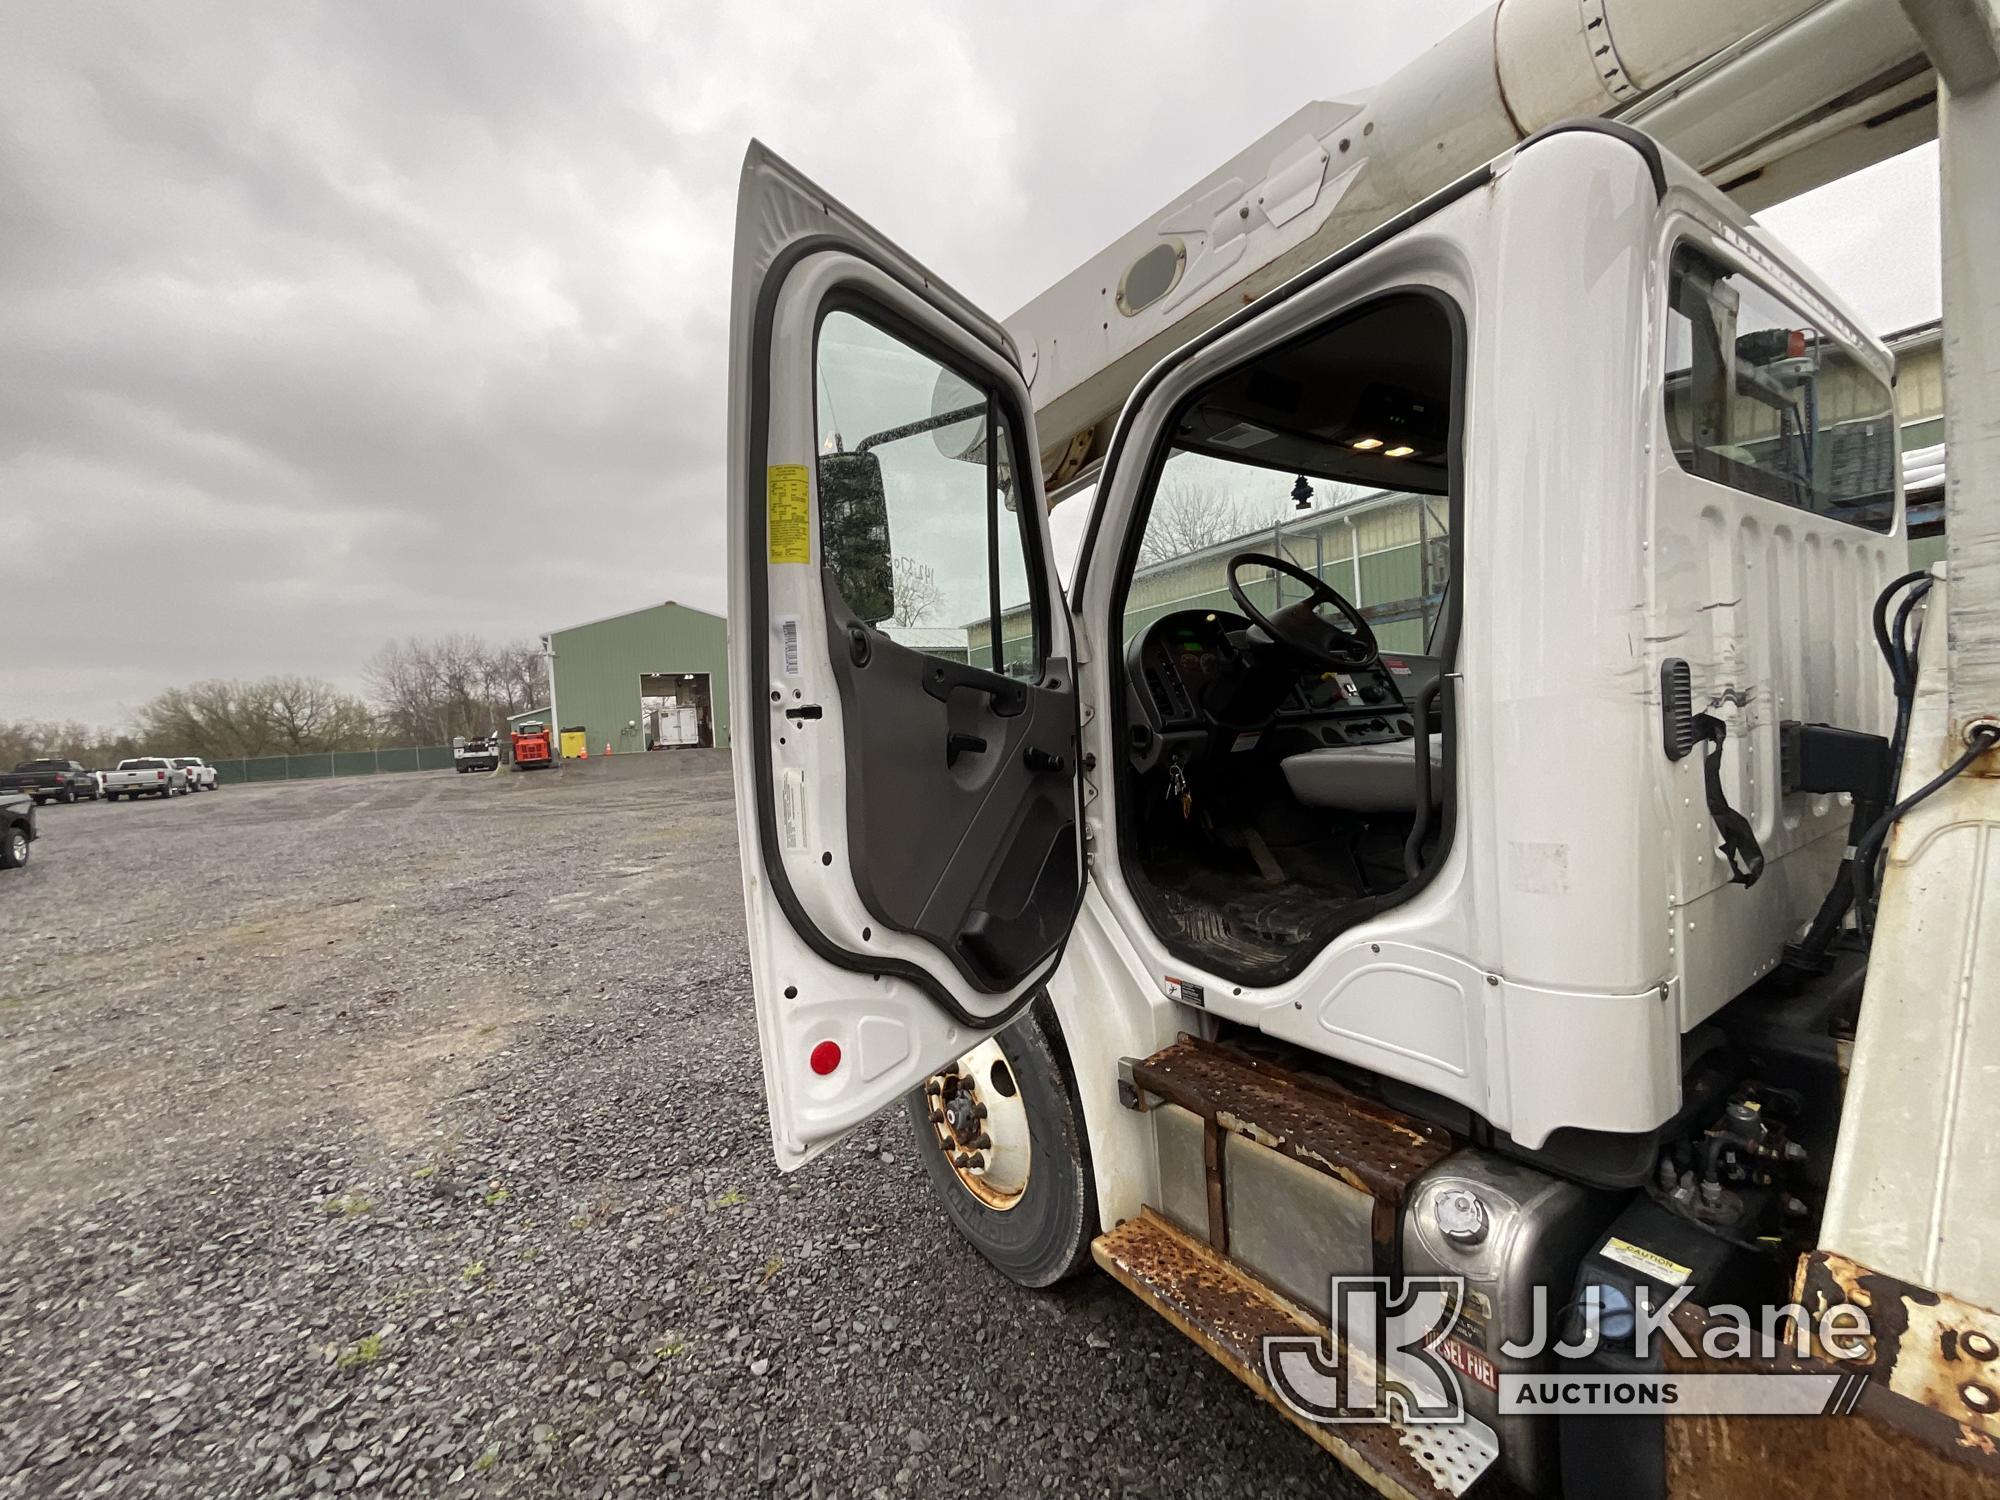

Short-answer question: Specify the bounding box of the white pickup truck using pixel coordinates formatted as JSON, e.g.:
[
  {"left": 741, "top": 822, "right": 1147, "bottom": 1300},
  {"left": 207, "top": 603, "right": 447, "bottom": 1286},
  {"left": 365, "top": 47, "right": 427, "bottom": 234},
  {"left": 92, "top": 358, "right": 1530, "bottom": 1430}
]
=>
[
  {"left": 104, "top": 757, "right": 186, "bottom": 801},
  {"left": 171, "top": 757, "right": 217, "bottom": 791}
]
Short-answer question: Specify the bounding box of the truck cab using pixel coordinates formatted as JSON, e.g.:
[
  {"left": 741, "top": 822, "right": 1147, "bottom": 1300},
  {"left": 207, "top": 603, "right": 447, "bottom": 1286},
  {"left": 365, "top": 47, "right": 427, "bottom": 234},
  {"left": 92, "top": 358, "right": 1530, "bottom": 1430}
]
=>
[{"left": 728, "top": 120, "right": 1905, "bottom": 1497}]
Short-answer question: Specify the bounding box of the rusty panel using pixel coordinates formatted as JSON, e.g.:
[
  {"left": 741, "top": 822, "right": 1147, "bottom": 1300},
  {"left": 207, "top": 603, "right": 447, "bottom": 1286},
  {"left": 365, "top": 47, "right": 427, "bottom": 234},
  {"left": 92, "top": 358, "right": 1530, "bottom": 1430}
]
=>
[
  {"left": 1796, "top": 1250, "right": 2000, "bottom": 1437},
  {"left": 1093, "top": 1209, "right": 1490, "bottom": 1500},
  {"left": 1129, "top": 1036, "right": 1454, "bottom": 1203},
  {"left": 1664, "top": 1295, "right": 2000, "bottom": 1500}
]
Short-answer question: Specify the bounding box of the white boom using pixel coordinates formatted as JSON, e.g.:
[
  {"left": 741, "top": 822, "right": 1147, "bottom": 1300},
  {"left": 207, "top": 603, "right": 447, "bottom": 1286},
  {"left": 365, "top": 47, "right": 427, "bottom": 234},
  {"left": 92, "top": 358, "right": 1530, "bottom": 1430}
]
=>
[{"left": 1011, "top": 0, "right": 1937, "bottom": 494}]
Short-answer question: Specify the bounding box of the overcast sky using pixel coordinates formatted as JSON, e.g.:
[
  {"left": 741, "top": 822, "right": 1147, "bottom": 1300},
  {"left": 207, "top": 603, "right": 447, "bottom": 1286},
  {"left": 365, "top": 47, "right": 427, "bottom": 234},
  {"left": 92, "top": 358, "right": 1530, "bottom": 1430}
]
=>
[{"left": 0, "top": 2, "right": 1940, "bottom": 727}]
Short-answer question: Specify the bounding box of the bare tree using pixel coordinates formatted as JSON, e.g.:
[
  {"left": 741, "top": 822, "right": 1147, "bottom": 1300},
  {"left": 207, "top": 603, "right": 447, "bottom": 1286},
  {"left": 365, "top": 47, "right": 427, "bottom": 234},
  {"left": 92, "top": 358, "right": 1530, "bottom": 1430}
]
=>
[
  {"left": 889, "top": 555, "right": 943, "bottom": 627},
  {"left": 1138, "top": 477, "right": 1265, "bottom": 565},
  {"left": 0, "top": 719, "right": 144, "bottom": 769},
  {"left": 482, "top": 640, "right": 547, "bottom": 720},
  {"left": 366, "top": 635, "right": 547, "bottom": 743},
  {"left": 136, "top": 678, "right": 375, "bottom": 757}
]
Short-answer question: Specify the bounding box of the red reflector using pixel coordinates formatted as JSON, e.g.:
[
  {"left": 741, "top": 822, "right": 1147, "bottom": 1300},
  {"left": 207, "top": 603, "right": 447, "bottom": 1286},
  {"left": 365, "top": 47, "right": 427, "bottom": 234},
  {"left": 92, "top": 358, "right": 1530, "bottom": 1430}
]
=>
[
  {"left": 157, "top": 771, "right": 165, "bottom": 779},
  {"left": 809, "top": 1041, "right": 841, "bottom": 1076}
]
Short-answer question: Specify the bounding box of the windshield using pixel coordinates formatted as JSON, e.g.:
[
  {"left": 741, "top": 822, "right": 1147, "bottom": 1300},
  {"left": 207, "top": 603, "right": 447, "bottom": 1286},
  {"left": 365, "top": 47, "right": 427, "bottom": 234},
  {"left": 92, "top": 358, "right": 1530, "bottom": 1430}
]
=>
[{"left": 1130, "top": 449, "right": 1447, "bottom": 655}]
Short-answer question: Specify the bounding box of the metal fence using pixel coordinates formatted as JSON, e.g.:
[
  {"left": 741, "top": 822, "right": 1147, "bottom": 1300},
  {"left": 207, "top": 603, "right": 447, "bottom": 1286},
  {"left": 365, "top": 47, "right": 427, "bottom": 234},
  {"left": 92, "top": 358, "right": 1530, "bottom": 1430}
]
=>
[{"left": 210, "top": 745, "right": 461, "bottom": 785}]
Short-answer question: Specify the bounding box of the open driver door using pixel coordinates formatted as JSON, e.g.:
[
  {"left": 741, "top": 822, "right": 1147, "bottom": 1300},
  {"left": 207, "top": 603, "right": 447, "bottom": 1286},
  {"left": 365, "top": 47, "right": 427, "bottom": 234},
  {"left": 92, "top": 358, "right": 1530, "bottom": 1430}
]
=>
[{"left": 727, "top": 143, "right": 1084, "bottom": 1170}]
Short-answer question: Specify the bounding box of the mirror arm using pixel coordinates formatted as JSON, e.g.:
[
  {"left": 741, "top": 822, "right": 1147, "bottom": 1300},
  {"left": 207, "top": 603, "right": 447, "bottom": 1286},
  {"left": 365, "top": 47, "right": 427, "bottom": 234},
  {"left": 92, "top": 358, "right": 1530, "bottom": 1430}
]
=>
[{"left": 855, "top": 401, "right": 987, "bottom": 454}]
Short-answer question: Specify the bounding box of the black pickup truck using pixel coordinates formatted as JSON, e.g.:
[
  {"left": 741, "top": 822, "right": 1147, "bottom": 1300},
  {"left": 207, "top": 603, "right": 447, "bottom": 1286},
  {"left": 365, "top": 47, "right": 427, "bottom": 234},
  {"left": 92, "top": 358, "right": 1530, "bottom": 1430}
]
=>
[
  {"left": 0, "top": 759, "right": 101, "bottom": 805},
  {"left": 1, "top": 793, "right": 35, "bottom": 870}
]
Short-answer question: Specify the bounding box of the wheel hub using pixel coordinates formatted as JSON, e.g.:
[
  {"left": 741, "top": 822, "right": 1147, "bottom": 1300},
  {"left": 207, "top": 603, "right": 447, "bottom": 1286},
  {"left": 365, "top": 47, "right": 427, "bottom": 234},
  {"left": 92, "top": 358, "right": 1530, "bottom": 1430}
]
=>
[{"left": 921, "top": 1037, "right": 1032, "bottom": 1211}]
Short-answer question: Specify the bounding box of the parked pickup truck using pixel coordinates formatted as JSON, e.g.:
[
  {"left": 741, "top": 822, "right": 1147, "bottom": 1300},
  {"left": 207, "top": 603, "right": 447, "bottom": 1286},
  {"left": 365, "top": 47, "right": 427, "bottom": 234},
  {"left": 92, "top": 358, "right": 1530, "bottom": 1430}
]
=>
[
  {"left": 1, "top": 793, "right": 34, "bottom": 870},
  {"left": 453, "top": 736, "right": 501, "bottom": 774},
  {"left": 171, "top": 757, "right": 218, "bottom": 791},
  {"left": 105, "top": 757, "right": 187, "bottom": 800},
  {"left": 0, "top": 758, "right": 101, "bottom": 805}
]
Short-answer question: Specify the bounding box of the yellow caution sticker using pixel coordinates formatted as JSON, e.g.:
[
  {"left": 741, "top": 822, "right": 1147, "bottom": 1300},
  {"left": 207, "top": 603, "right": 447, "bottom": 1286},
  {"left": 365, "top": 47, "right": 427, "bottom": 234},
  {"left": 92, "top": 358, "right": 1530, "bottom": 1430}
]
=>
[
  {"left": 767, "top": 465, "right": 811, "bottom": 564},
  {"left": 1599, "top": 1236, "right": 1692, "bottom": 1286}
]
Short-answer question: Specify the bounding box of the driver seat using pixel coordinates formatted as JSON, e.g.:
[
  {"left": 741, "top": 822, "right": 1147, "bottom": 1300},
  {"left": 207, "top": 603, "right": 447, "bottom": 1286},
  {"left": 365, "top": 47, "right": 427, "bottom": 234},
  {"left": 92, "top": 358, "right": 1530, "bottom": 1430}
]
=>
[{"left": 1280, "top": 739, "right": 1442, "bottom": 813}]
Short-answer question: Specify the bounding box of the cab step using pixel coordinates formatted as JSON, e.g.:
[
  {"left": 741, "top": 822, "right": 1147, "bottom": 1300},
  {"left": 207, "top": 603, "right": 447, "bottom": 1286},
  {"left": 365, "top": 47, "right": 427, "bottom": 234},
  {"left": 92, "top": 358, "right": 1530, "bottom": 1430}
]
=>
[{"left": 1093, "top": 1208, "right": 1498, "bottom": 1499}]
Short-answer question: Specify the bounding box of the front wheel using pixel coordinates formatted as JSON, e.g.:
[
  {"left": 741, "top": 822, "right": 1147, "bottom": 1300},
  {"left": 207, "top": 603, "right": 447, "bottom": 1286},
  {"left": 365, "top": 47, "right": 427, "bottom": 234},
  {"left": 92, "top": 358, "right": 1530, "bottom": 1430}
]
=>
[
  {"left": 1, "top": 826, "right": 29, "bottom": 869},
  {"left": 904, "top": 1005, "right": 1097, "bottom": 1289}
]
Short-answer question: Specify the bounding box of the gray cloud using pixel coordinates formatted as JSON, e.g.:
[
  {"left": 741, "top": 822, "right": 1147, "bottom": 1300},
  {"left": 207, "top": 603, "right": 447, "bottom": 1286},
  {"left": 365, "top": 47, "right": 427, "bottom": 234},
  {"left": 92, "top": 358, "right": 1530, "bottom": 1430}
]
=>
[{"left": 0, "top": 1, "right": 1933, "bottom": 725}]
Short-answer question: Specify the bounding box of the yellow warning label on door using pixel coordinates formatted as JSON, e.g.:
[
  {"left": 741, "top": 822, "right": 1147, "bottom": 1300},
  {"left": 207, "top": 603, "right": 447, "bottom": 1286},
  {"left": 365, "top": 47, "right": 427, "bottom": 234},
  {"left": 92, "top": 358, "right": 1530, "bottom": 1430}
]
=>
[{"left": 767, "top": 465, "right": 811, "bottom": 564}]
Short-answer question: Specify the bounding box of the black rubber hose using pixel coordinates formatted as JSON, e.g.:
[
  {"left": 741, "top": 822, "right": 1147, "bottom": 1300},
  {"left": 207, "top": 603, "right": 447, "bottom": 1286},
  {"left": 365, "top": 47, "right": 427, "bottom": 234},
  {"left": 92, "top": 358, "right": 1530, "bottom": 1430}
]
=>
[
  {"left": 1884, "top": 580, "right": 1932, "bottom": 792},
  {"left": 1873, "top": 570, "right": 1931, "bottom": 683},
  {"left": 1852, "top": 726, "right": 2000, "bottom": 938}
]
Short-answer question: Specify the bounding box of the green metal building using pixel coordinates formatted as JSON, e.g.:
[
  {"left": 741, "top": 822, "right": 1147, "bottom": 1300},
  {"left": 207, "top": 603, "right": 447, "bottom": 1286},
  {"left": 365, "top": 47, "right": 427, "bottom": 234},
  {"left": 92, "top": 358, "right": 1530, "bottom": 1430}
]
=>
[{"left": 542, "top": 601, "right": 729, "bottom": 755}]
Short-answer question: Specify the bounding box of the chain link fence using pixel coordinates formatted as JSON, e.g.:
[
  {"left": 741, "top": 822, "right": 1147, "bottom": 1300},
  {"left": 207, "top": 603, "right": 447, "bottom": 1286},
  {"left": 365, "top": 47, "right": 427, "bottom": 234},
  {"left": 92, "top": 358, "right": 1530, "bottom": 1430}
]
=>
[{"left": 209, "top": 745, "right": 462, "bottom": 785}]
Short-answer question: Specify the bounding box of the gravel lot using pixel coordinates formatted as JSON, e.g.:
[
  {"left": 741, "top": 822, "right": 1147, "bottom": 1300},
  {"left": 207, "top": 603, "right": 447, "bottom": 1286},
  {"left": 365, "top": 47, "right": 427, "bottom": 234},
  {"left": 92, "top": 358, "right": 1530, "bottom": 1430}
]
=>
[{"left": 1, "top": 755, "right": 1361, "bottom": 1499}]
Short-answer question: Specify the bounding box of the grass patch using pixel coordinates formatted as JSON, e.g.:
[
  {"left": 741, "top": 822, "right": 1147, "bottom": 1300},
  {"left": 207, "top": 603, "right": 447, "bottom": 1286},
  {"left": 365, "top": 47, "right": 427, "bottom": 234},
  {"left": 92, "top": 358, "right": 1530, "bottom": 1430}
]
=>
[
  {"left": 326, "top": 1193, "right": 373, "bottom": 1217},
  {"left": 336, "top": 1333, "right": 383, "bottom": 1370},
  {"left": 713, "top": 1188, "right": 745, "bottom": 1209},
  {"left": 461, "top": 1260, "right": 486, "bottom": 1282},
  {"left": 483, "top": 1186, "right": 510, "bottom": 1206}
]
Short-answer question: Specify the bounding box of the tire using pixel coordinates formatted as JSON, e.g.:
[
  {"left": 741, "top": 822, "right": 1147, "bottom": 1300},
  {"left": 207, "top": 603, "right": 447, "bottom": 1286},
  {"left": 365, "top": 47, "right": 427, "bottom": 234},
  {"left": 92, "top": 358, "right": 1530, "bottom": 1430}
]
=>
[
  {"left": 904, "top": 1004, "right": 1097, "bottom": 1289},
  {"left": 1, "top": 825, "right": 28, "bottom": 869}
]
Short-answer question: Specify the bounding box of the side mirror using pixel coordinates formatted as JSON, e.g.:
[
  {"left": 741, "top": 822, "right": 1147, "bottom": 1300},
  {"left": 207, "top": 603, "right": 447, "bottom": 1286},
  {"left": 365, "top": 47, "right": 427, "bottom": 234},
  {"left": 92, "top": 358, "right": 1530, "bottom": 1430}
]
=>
[{"left": 817, "top": 450, "right": 894, "bottom": 624}]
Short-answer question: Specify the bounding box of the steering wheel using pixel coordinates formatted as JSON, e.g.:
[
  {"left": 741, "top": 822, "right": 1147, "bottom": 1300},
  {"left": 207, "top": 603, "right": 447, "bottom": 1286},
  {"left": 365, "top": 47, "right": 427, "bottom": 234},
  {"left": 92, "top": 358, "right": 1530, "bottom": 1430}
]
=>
[{"left": 1226, "top": 552, "right": 1379, "bottom": 669}]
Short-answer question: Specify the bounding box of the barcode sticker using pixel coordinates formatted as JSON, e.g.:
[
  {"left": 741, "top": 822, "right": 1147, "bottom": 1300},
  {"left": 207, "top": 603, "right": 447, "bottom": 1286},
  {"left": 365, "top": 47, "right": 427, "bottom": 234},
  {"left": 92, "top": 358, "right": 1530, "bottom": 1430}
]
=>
[
  {"left": 779, "top": 616, "right": 801, "bottom": 677},
  {"left": 779, "top": 769, "right": 808, "bottom": 852}
]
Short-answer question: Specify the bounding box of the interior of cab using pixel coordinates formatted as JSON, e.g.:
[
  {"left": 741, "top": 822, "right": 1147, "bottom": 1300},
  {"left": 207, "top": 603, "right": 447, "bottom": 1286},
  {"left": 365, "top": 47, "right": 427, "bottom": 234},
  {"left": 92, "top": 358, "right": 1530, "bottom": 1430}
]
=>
[{"left": 1112, "top": 292, "right": 1460, "bottom": 983}]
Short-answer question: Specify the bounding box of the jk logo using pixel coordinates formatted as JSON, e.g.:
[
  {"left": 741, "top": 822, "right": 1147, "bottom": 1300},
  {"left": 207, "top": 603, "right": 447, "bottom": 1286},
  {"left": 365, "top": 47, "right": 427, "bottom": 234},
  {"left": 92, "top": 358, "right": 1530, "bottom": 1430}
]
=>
[{"left": 1262, "top": 1277, "right": 1469, "bottom": 1426}]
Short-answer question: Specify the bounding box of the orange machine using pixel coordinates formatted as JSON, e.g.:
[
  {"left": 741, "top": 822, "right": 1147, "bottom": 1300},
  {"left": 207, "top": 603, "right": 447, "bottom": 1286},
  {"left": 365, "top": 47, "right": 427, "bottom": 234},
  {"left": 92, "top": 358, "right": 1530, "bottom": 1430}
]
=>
[{"left": 510, "top": 721, "right": 554, "bottom": 771}]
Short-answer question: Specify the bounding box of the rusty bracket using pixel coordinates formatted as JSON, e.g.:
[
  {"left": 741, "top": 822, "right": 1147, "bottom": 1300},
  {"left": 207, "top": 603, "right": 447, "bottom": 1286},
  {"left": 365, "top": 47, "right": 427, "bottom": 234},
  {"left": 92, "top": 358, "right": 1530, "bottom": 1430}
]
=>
[
  {"left": 1116, "top": 1056, "right": 1150, "bottom": 1112},
  {"left": 1795, "top": 1249, "right": 2000, "bottom": 1436}
]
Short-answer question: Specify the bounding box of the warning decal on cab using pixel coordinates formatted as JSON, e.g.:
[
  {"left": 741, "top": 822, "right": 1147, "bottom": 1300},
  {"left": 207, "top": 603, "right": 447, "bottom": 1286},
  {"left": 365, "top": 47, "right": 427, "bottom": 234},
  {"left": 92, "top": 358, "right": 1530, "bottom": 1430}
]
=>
[{"left": 768, "top": 465, "right": 811, "bottom": 564}]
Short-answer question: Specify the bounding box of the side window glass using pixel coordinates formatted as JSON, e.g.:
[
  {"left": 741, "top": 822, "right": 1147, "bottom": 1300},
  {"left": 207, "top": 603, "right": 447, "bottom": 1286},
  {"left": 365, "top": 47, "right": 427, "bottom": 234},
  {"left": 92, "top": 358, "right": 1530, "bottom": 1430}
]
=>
[
  {"left": 1664, "top": 244, "right": 1896, "bottom": 532},
  {"left": 991, "top": 414, "right": 1039, "bottom": 676},
  {"left": 814, "top": 310, "right": 1042, "bottom": 671}
]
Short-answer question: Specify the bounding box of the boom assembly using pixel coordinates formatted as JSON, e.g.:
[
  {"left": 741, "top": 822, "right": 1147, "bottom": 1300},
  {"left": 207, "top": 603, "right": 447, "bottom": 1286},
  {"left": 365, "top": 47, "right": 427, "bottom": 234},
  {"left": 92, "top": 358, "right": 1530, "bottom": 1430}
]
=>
[{"left": 725, "top": 0, "right": 2000, "bottom": 1494}]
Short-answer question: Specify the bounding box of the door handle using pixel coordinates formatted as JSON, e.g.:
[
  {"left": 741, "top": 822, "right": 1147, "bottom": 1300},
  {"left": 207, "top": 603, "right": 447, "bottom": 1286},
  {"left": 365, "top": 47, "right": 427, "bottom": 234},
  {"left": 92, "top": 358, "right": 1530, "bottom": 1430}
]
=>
[
  {"left": 921, "top": 658, "right": 1028, "bottom": 717},
  {"left": 946, "top": 733, "right": 989, "bottom": 767}
]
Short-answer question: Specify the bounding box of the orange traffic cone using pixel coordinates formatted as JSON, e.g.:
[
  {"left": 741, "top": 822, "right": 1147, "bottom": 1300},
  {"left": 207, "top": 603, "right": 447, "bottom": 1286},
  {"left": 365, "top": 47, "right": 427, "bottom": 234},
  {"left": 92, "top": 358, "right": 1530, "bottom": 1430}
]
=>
[
  {"left": 604, "top": 741, "right": 613, "bottom": 756},
  {"left": 578, "top": 740, "right": 589, "bottom": 760}
]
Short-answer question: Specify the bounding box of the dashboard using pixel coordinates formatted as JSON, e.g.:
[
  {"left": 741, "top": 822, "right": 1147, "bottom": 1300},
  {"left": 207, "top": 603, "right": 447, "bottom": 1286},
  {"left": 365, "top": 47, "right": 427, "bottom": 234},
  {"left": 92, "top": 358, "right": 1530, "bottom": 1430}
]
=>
[{"left": 1130, "top": 609, "right": 1416, "bottom": 745}]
